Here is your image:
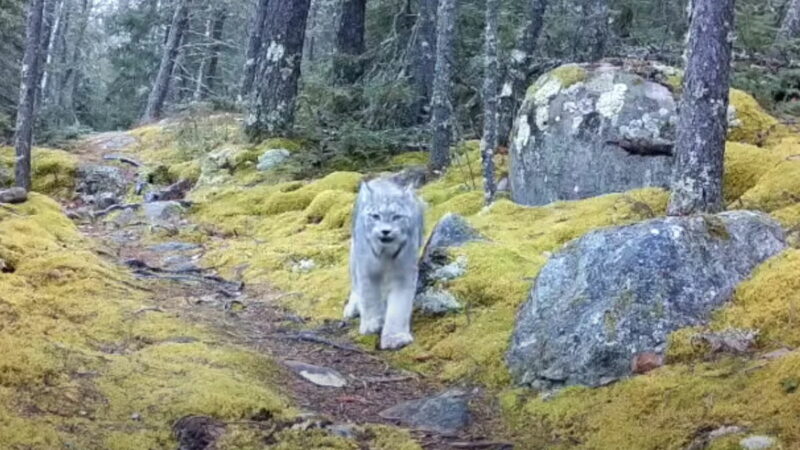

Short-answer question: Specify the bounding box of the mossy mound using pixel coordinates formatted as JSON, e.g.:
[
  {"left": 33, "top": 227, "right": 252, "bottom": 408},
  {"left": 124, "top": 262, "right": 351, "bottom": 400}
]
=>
[
  {"left": 0, "top": 194, "right": 295, "bottom": 448},
  {"left": 728, "top": 89, "right": 783, "bottom": 145},
  {"left": 0, "top": 146, "right": 77, "bottom": 197}
]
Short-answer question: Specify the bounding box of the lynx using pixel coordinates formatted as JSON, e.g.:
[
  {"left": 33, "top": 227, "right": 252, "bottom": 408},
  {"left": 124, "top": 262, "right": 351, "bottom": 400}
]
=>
[{"left": 344, "top": 177, "right": 424, "bottom": 350}]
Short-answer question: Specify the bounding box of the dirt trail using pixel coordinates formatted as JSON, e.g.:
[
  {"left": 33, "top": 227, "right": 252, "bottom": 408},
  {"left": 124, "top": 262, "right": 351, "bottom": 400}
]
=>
[{"left": 70, "top": 132, "right": 511, "bottom": 449}]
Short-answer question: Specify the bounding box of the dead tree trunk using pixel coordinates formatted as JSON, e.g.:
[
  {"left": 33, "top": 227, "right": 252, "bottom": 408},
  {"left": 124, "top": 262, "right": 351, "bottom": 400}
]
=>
[
  {"left": 59, "top": 0, "right": 90, "bottom": 124},
  {"left": 480, "top": 0, "right": 499, "bottom": 205},
  {"left": 14, "top": 0, "right": 46, "bottom": 191},
  {"left": 668, "top": 0, "right": 736, "bottom": 216},
  {"left": 774, "top": 0, "right": 800, "bottom": 54},
  {"left": 429, "top": 0, "right": 457, "bottom": 173},
  {"left": 240, "top": 0, "right": 270, "bottom": 102},
  {"left": 244, "top": 0, "right": 312, "bottom": 140},
  {"left": 497, "top": 0, "right": 547, "bottom": 146},
  {"left": 407, "top": 0, "right": 438, "bottom": 123},
  {"left": 141, "top": 0, "right": 191, "bottom": 123},
  {"left": 334, "top": 0, "right": 366, "bottom": 83},
  {"left": 34, "top": 0, "right": 58, "bottom": 107},
  {"left": 203, "top": 9, "right": 226, "bottom": 96}
]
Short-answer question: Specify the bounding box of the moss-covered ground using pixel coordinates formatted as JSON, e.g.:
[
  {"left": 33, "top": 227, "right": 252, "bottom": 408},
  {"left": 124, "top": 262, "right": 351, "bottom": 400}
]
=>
[
  {"left": 114, "top": 91, "right": 800, "bottom": 449},
  {"left": 7, "top": 86, "right": 797, "bottom": 448}
]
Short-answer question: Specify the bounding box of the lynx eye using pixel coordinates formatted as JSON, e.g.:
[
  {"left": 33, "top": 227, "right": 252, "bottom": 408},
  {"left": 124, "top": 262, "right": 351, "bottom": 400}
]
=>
[
  {"left": 392, "top": 214, "right": 404, "bottom": 222},
  {"left": 369, "top": 213, "right": 380, "bottom": 220}
]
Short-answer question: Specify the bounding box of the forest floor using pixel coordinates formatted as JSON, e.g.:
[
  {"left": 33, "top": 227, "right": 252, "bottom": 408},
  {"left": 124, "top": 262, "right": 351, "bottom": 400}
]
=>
[{"left": 69, "top": 131, "right": 511, "bottom": 449}]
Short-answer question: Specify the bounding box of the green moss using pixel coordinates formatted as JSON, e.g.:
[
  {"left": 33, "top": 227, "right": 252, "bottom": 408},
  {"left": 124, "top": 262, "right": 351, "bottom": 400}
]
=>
[
  {"left": 550, "top": 64, "right": 588, "bottom": 88},
  {"left": 728, "top": 89, "right": 782, "bottom": 145},
  {"left": 256, "top": 137, "right": 304, "bottom": 153},
  {"left": 0, "top": 193, "right": 292, "bottom": 448},
  {"left": 724, "top": 142, "right": 781, "bottom": 205},
  {"left": 0, "top": 146, "right": 78, "bottom": 198},
  {"left": 364, "top": 425, "right": 422, "bottom": 450},
  {"left": 168, "top": 160, "right": 202, "bottom": 183},
  {"left": 390, "top": 151, "right": 430, "bottom": 167},
  {"left": 739, "top": 137, "right": 800, "bottom": 212}
]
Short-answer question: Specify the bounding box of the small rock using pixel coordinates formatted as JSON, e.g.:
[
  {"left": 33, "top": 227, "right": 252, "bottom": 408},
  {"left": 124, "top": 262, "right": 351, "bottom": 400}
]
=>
[
  {"left": 708, "top": 425, "right": 745, "bottom": 440},
  {"left": 694, "top": 329, "right": 759, "bottom": 355},
  {"left": 161, "top": 255, "right": 199, "bottom": 272},
  {"left": 172, "top": 415, "right": 225, "bottom": 450},
  {"left": 0, "top": 187, "right": 27, "bottom": 204},
  {"left": 76, "top": 165, "right": 128, "bottom": 198},
  {"left": 131, "top": 412, "right": 142, "bottom": 421},
  {"left": 740, "top": 435, "right": 777, "bottom": 450},
  {"left": 379, "top": 389, "right": 470, "bottom": 435},
  {"left": 496, "top": 177, "right": 510, "bottom": 192},
  {"left": 761, "top": 348, "right": 792, "bottom": 360},
  {"left": 327, "top": 423, "right": 358, "bottom": 439},
  {"left": 291, "top": 259, "right": 316, "bottom": 273},
  {"left": 145, "top": 179, "right": 193, "bottom": 202},
  {"left": 95, "top": 192, "right": 119, "bottom": 209},
  {"left": 284, "top": 360, "right": 347, "bottom": 388},
  {"left": 415, "top": 288, "right": 462, "bottom": 315},
  {"left": 631, "top": 352, "right": 664, "bottom": 375},
  {"left": 389, "top": 166, "right": 429, "bottom": 189},
  {"left": 142, "top": 201, "right": 184, "bottom": 223},
  {"left": 148, "top": 242, "right": 201, "bottom": 253},
  {"left": 257, "top": 149, "right": 291, "bottom": 171},
  {"left": 430, "top": 256, "right": 467, "bottom": 282}
]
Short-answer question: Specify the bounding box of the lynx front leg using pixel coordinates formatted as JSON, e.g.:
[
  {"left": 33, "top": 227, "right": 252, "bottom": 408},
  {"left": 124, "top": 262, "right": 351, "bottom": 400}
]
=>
[
  {"left": 380, "top": 278, "right": 415, "bottom": 350},
  {"left": 357, "top": 279, "right": 385, "bottom": 335},
  {"left": 343, "top": 290, "right": 361, "bottom": 319}
]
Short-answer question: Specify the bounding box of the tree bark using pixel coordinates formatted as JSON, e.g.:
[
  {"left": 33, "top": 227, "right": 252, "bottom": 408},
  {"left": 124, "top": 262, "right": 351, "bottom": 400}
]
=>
[
  {"left": 429, "top": 0, "right": 456, "bottom": 172},
  {"left": 34, "top": 0, "right": 59, "bottom": 106},
  {"left": 580, "top": 0, "right": 609, "bottom": 62},
  {"left": 59, "top": 0, "right": 90, "bottom": 124},
  {"left": 42, "top": 0, "right": 70, "bottom": 105},
  {"left": 14, "top": 0, "right": 46, "bottom": 191},
  {"left": 497, "top": 0, "right": 547, "bottom": 147},
  {"left": 141, "top": 0, "right": 191, "bottom": 123},
  {"left": 407, "top": 0, "right": 438, "bottom": 123},
  {"left": 480, "top": 0, "right": 499, "bottom": 205},
  {"left": 334, "top": 0, "right": 366, "bottom": 83},
  {"left": 240, "top": 0, "right": 270, "bottom": 101},
  {"left": 203, "top": 9, "right": 226, "bottom": 96},
  {"left": 668, "top": 0, "right": 736, "bottom": 216},
  {"left": 774, "top": 0, "right": 800, "bottom": 52},
  {"left": 244, "top": 0, "right": 312, "bottom": 140}
]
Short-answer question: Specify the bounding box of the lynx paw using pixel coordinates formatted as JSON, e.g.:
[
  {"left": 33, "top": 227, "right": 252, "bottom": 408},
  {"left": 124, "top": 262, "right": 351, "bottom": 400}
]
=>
[
  {"left": 359, "top": 318, "right": 383, "bottom": 335},
  {"left": 380, "top": 332, "right": 414, "bottom": 350},
  {"left": 343, "top": 300, "right": 360, "bottom": 320}
]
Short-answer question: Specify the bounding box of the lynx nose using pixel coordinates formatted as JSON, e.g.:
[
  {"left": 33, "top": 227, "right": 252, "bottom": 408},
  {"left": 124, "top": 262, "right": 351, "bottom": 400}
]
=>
[{"left": 381, "top": 229, "right": 391, "bottom": 236}]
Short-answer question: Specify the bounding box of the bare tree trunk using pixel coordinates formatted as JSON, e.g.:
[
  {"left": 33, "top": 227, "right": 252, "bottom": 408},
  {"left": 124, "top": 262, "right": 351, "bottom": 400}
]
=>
[
  {"left": 480, "top": 0, "right": 499, "bottom": 205},
  {"left": 774, "top": 0, "right": 800, "bottom": 53},
  {"left": 668, "top": 0, "right": 736, "bottom": 216},
  {"left": 14, "top": 0, "right": 46, "bottom": 191},
  {"left": 193, "top": 14, "right": 214, "bottom": 101},
  {"left": 240, "top": 0, "right": 270, "bottom": 102},
  {"left": 407, "top": 0, "right": 438, "bottom": 124},
  {"left": 42, "top": 0, "right": 69, "bottom": 105},
  {"left": 429, "top": 0, "right": 457, "bottom": 173},
  {"left": 203, "top": 9, "right": 226, "bottom": 96},
  {"left": 580, "top": 0, "right": 608, "bottom": 62},
  {"left": 59, "top": 0, "right": 90, "bottom": 124},
  {"left": 497, "top": 0, "right": 547, "bottom": 147},
  {"left": 141, "top": 0, "right": 191, "bottom": 123},
  {"left": 334, "top": 0, "right": 366, "bottom": 83},
  {"left": 34, "top": 0, "right": 58, "bottom": 107},
  {"left": 245, "top": 0, "right": 312, "bottom": 140}
]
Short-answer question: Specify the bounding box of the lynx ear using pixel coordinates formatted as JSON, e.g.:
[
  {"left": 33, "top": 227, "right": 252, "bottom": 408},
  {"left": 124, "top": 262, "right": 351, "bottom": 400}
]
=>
[{"left": 361, "top": 179, "right": 374, "bottom": 196}]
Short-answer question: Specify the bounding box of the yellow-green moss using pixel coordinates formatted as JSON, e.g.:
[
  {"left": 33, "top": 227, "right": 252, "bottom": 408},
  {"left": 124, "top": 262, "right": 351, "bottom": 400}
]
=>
[
  {"left": 390, "top": 151, "right": 430, "bottom": 167},
  {"left": 550, "top": 64, "right": 588, "bottom": 88},
  {"left": 738, "top": 137, "right": 800, "bottom": 212},
  {"left": 364, "top": 425, "right": 423, "bottom": 450},
  {"left": 168, "top": 160, "right": 202, "bottom": 183},
  {"left": 728, "top": 89, "right": 782, "bottom": 145},
  {"left": 0, "top": 193, "right": 293, "bottom": 448},
  {"left": 0, "top": 146, "right": 78, "bottom": 197},
  {"left": 723, "top": 142, "right": 781, "bottom": 204}
]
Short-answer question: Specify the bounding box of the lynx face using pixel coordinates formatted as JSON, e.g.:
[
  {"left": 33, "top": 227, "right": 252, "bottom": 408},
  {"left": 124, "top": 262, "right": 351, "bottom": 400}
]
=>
[{"left": 363, "top": 200, "right": 415, "bottom": 255}]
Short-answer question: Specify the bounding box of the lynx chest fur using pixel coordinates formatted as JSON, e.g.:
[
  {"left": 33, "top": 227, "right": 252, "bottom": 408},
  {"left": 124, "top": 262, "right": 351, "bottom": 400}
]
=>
[{"left": 344, "top": 177, "right": 424, "bottom": 350}]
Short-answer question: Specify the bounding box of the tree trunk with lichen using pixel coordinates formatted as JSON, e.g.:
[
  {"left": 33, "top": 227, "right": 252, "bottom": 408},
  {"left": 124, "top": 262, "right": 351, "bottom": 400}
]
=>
[
  {"left": 774, "top": 0, "right": 800, "bottom": 54},
  {"left": 194, "top": 8, "right": 226, "bottom": 101},
  {"left": 240, "top": 0, "right": 269, "bottom": 101},
  {"left": 14, "top": 0, "right": 46, "bottom": 191},
  {"left": 141, "top": 0, "right": 191, "bottom": 123},
  {"left": 480, "top": 0, "right": 499, "bottom": 204},
  {"left": 497, "top": 0, "right": 547, "bottom": 146},
  {"left": 429, "top": 0, "right": 457, "bottom": 172},
  {"left": 245, "top": 0, "right": 312, "bottom": 141},
  {"left": 579, "top": 0, "right": 608, "bottom": 62},
  {"left": 407, "top": 0, "right": 438, "bottom": 123},
  {"left": 668, "top": 0, "right": 736, "bottom": 216},
  {"left": 334, "top": 0, "right": 366, "bottom": 83}
]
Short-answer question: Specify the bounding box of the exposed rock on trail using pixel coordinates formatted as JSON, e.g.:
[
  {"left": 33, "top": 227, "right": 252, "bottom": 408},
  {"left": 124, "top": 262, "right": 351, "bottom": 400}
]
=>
[{"left": 508, "top": 210, "right": 786, "bottom": 388}]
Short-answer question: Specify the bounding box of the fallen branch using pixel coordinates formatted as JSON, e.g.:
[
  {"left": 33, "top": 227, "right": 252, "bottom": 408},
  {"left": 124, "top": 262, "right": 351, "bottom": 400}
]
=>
[
  {"left": 606, "top": 138, "right": 674, "bottom": 156},
  {"left": 449, "top": 441, "right": 514, "bottom": 449},
  {"left": 92, "top": 202, "right": 141, "bottom": 219},
  {"left": 103, "top": 154, "right": 142, "bottom": 167}
]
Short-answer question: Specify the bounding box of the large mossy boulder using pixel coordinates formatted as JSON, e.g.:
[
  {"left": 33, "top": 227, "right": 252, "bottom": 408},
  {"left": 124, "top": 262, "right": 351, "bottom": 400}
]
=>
[
  {"left": 509, "top": 60, "right": 781, "bottom": 207},
  {"left": 509, "top": 61, "right": 678, "bottom": 206},
  {"left": 507, "top": 211, "right": 786, "bottom": 389}
]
